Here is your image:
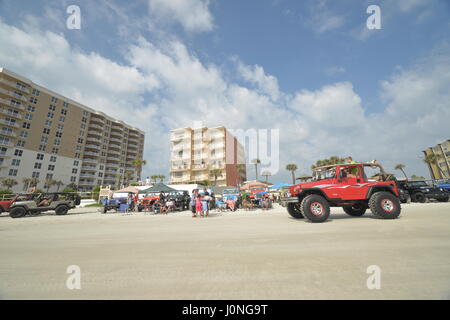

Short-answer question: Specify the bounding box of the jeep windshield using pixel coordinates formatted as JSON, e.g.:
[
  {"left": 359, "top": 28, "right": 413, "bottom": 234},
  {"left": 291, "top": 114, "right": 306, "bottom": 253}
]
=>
[
  {"left": 312, "top": 167, "right": 336, "bottom": 181},
  {"left": 408, "top": 181, "right": 428, "bottom": 187}
]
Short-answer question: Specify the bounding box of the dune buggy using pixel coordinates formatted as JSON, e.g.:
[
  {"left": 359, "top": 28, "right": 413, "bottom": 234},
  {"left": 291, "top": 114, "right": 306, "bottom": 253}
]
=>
[{"left": 283, "top": 162, "right": 401, "bottom": 223}]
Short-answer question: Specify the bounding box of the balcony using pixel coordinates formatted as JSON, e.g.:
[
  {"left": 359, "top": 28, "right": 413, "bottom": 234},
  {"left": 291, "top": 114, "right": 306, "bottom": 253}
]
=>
[
  {"left": 110, "top": 131, "right": 123, "bottom": 139},
  {"left": 84, "top": 150, "right": 99, "bottom": 156},
  {"left": 0, "top": 98, "right": 25, "bottom": 110},
  {"left": 104, "top": 169, "right": 118, "bottom": 174},
  {"left": 78, "top": 180, "right": 96, "bottom": 186},
  {"left": 79, "top": 173, "right": 96, "bottom": 178},
  {"left": 90, "top": 115, "right": 105, "bottom": 124},
  {"left": 81, "top": 165, "right": 97, "bottom": 171},
  {"left": 87, "top": 130, "right": 102, "bottom": 137},
  {"left": 0, "top": 109, "right": 22, "bottom": 119},
  {"left": 0, "top": 140, "right": 12, "bottom": 147},
  {"left": 86, "top": 136, "right": 102, "bottom": 143},
  {"left": 88, "top": 123, "right": 103, "bottom": 130},
  {"left": 1, "top": 119, "right": 19, "bottom": 128},
  {"left": 0, "top": 130, "right": 17, "bottom": 138},
  {"left": 82, "top": 158, "right": 97, "bottom": 164},
  {"left": 108, "top": 149, "right": 121, "bottom": 156},
  {"left": 0, "top": 78, "right": 30, "bottom": 94},
  {"left": 0, "top": 87, "right": 27, "bottom": 102},
  {"left": 107, "top": 156, "right": 120, "bottom": 162}
]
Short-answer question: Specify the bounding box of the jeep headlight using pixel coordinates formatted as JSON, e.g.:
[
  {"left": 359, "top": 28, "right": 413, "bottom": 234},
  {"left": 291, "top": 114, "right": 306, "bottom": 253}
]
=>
[
  {"left": 440, "top": 188, "right": 444, "bottom": 192},
  {"left": 424, "top": 189, "right": 429, "bottom": 192}
]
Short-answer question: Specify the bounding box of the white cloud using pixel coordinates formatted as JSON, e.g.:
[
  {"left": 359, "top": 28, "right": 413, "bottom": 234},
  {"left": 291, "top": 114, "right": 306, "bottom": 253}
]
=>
[
  {"left": 235, "top": 59, "right": 280, "bottom": 101},
  {"left": 304, "top": 0, "right": 346, "bottom": 34},
  {"left": 148, "top": 0, "right": 214, "bottom": 33}
]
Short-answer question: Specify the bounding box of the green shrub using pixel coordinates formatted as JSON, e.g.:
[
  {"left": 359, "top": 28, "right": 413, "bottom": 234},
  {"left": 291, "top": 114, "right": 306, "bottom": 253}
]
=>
[{"left": 92, "top": 186, "right": 101, "bottom": 201}]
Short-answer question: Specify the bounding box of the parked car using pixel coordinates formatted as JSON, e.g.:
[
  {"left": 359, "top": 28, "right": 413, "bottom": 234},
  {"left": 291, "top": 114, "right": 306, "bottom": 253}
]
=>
[
  {"left": 7, "top": 192, "right": 81, "bottom": 218},
  {"left": 283, "top": 162, "right": 401, "bottom": 223},
  {"left": 397, "top": 180, "right": 449, "bottom": 203},
  {"left": 102, "top": 197, "right": 130, "bottom": 213},
  {"left": 0, "top": 194, "right": 20, "bottom": 214},
  {"left": 435, "top": 179, "right": 450, "bottom": 192}
]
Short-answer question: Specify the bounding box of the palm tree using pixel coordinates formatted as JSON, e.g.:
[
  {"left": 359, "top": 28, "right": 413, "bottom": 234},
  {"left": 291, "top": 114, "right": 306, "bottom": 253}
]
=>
[
  {"left": 157, "top": 175, "right": 165, "bottom": 183},
  {"left": 424, "top": 153, "right": 448, "bottom": 179},
  {"left": 132, "top": 159, "right": 147, "bottom": 180},
  {"left": 66, "top": 182, "right": 78, "bottom": 191},
  {"left": 150, "top": 175, "right": 158, "bottom": 184},
  {"left": 2, "top": 178, "right": 18, "bottom": 190},
  {"left": 210, "top": 169, "right": 222, "bottom": 186},
  {"left": 251, "top": 158, "right": 261, "bottom": 181},
  {"left": 55, "top": 180, "right": 64, "bottom": 192},
  {"left": 123, "top": 172, "right": 132, "bottom": 186},
  {"left": 261, "top": 171, "right": 271, "bottom": 183},
  {"left": 44, "top": 178, "right": 56, "bottom": 192},
  {"left": 29, "top": 178, "right": 40, "bottom": 188},
  {"left": 236, "top": 163, "right": 246, "bottom": 185},
  {"left": 298, "top": 174, "right": 312, "bottom": 182},
  {"left": 115, "top": 173, "right": 122, "bottom": 188},
  {"left": 394, "top": 164, "right": 408, "bottom": 180},
  {"left": 286, "top": 164, "right": 298, "bottom": 184},
  {"left": 22, "top": 178, "right": 32, "bottom": 191}
]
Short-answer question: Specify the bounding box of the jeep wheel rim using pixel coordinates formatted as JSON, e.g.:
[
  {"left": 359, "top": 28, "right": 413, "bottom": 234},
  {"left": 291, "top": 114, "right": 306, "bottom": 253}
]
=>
[
  {"left": 381, "top": 199, "right": 394, "bottom": 212},
  {"left": 310, "top": 202, "right": 323, "bottom": 216}
]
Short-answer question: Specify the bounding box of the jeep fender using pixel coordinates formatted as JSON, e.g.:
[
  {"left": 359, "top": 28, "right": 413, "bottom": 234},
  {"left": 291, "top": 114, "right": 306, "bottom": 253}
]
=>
[
  {"left": 366, "top": 185, "right": 396, "bottom": 199},
  {"left": 298, "top": 188, "right": 331, "bottom": 202}
]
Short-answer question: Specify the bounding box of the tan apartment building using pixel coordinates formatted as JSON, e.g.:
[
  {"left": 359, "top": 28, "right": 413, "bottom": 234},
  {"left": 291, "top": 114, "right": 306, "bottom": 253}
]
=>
[
  {"left": 169, "top": 126, "right": 246, "bottom": 186},
  {"left": 422, "top": 139, "right": 450, "bottom": 180},
  {"left": 0, "top": 68, "right": 145, "bottom": 193}
]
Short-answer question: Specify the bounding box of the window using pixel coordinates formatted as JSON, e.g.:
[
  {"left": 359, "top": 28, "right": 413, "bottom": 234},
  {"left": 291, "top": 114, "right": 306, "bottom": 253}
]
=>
[
  {"left": 16, "top": 140, "right": 25, "bottom": 147},
  {"left": 75, "top": 153, "right": 80, "bottom": 158},
  {"left": 76, "top": 145, "right": 82, "bottom": 151},
  {"left": 63, "top": 102, "right": 69, "bottom": 108},
  {"left": 98, "top": 172, "right": 103, "bottom": 177},
  {"left": 56, "top": 131, "right": 62, "bottom": 138},
  {"left": 32, "top": 89, "right": 40, "bottom": 96},
  {"left": 39, "top": 145, "right": 46, "bottom": 151},
  {"left": 34, "top": 162, "right": 42, "bottom": 169},
  {"left": 51, "top": 97, "right": 58, "bottom": 103},
  {"left": 49, "top": 105, "right": 56, "bottom": 111},
  {"left": 57, "top": 124, "right": 64, "bottom": 130},
  {"left": 8, "top": 169, "right": 18, "bottom": 176},
  {"left": 70, "top": 176, "right": 76, "bottom": 182},
  {"left": 99, "top": 165, "right": 104, "bottom": 170},
  {"left": 22, "top": 122, "right": 31, "bottom": 129},
  {"left": 14, "top": 149, "right": 23, "bottom": 156},
  {"left": 59, "top": 116, "right": 65, "bottom": 122},
  {"left": 43, "top": 128, "right": 50, "bottom": 135},
  {"left": 11, "top": 159, "right": 21, "bottom": 166},
  {"left": 29, "top": 97, "right": 38, "bottom": 104},
  {"left": 83, "top": 111, "right": 88, "bottom": 116},
  {"left": 50, "top": 156, "right": 57, "bottom": 163},
  {"left": 47, "top": 112, "right": 54, "bottom": 119},
  {"left": 46, "top": 173, "right": 53, "bottom": 180},
  {"left": 32, "top": 172, "right": 40, "bottom": 178},
  {"left": 72, "top": 168, "right": 78, "bottom": 174},
  {"left": 61, "top": 109, "right": 67, "bottom": 115},
  {"left": 81, "top": 117, "right": 87, "bottom": 123},
  {"left": 73, "top": 160, "right": 79, "bottom": 166},
  {"left": 40, "top": 136, "right": 48, "bottom": 143},
  {"left": 78, "top": 138, "right": 83, "bottom": 144},
  {"left": 48, "top": 165, "right": 55, "bottom": 171},
  {"left": 20, "top": 131, "right": 28, "bottom": 138},
  {"left": 51, "top": 148, "right": 59, "bottom": 154},
  {"left": 80, "top": 124, "right": 86, "bottom": 129},
  {"left": 16, "top": 140, "right": 30, "bottom": 154},
  {"left": 45, "top": 120, "right": 52, "bottom": 126},
  {"left": 54, "top": 139, "right": 61, "bottom": 146},
  {"left": 36, "top": 153, "right": 44, "bottom": 160},
  {"left": 24, "top": 113, "right": 32, "bottom": 121},
  {"left": 0, "top": 147, "right": 7, "bottom": 155}
]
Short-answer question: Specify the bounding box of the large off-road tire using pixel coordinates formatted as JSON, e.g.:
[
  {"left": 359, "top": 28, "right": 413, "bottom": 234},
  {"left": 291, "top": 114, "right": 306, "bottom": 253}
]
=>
[
  {"left": 287, "top": 202, "right": 304, "bottom": 219},
  {"left": 437, "top": 196, "right": 449, "bottom": 202},
  {"left": 300, "top": 194, "right": 330, "bottom": 223},
  {"left": 343, "top": 204, "right": 367, "bottom": 216},
  {"left": 369, "top": 191, "right": 401, "bottom": 219},
  {"left": 9, "top": 207, "right": 27, "bottom": 219},
  {"left": 55, "top": 205, "right": 69, "bottom": 215},
  {"left": 412, "top": 192, "right": 426, "bottom": 203}
]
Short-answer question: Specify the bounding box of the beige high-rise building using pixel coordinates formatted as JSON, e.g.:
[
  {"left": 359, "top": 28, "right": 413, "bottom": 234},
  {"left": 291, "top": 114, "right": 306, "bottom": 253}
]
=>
[
  {"left": 169, "top": 126, "right": 246, "bottom": 186},
  {"left": 0, "top": 68, "right": 145, "bottom": 193},
  {"left": 422, "top": 139, "right": 450, "bottom": 179}
]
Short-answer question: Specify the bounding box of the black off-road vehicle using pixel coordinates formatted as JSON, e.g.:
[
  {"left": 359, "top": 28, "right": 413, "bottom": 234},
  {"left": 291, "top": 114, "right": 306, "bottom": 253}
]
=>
[
  {"left": 7, "top": 192, "right": 81, "bottom": 218},
  {"left": 397, "top": 180, "right": 449, "bottom": 203}
]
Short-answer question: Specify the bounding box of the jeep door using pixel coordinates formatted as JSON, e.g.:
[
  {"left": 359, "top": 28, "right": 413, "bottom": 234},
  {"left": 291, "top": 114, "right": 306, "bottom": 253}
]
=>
[{"left": 336, "top": 165, "right": 368, "bottom": 200}]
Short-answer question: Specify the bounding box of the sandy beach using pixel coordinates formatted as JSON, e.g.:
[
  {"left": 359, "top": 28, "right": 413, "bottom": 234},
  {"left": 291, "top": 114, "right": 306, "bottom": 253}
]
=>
[{"left": 0, "top": 202, "right": 449, "bottom": 300}]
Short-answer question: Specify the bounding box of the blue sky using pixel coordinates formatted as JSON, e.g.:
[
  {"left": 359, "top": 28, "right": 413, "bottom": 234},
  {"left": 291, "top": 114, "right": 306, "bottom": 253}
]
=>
[{"left": 0, "top": 0, "right": 449, "bottom": 182}]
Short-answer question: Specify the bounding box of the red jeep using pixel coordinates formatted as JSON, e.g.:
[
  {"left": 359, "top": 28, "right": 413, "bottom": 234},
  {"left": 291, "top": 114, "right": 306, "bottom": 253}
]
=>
[
  {"left": 284, "top": 163, "right": 401, "bottom": 223},
  {"left": 0, "top": 194, "right": 20, "bottom": 214}
]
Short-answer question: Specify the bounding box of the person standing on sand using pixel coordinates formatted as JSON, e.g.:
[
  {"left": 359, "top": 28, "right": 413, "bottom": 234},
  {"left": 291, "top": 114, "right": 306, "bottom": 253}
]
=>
[
  {"left": 202, "top": 188, "right": 210, "bottom": 217},
  {"left": 195, "top": 192, "right": 202, "bottom": 217}
]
